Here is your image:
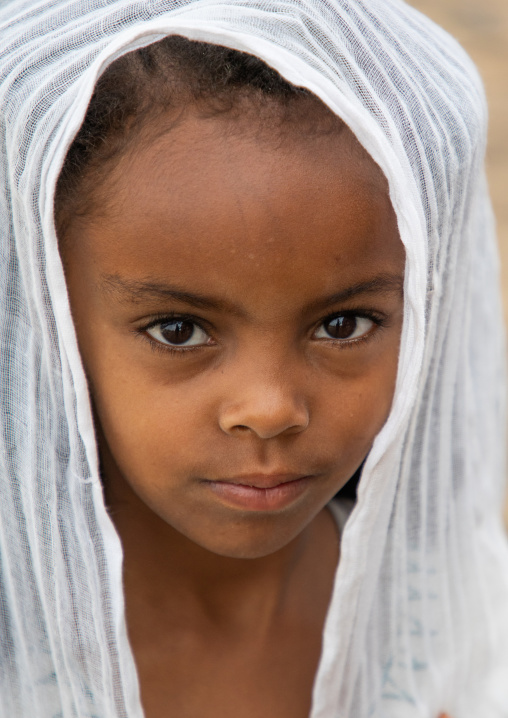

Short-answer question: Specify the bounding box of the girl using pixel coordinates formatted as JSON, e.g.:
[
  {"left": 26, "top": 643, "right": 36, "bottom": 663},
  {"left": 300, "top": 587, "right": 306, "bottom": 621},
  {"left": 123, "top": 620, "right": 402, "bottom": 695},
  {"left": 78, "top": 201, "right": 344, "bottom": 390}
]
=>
[{"left": 1, "top": 1, "right": 507, "bottom": 717}]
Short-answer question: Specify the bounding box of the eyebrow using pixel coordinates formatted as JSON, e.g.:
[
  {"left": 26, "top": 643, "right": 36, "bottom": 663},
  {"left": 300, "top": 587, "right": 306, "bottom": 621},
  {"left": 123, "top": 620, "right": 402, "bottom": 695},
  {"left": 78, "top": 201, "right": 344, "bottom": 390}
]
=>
[
  {"left": 100, "top": 274, "right": 245, "bottom": 315},
  {"left": 306, "top": 274, "right": 404, "bottom": 314},
  {"left": 100, "top": 272, "right": 404, "bottom": 314}
]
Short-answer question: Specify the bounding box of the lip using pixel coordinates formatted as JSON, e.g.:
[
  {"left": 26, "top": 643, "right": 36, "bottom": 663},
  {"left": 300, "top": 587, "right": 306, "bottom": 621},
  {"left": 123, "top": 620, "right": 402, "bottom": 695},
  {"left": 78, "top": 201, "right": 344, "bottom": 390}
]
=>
[{"left": 205, "top": 474, "right": 313, "bottom": 511}]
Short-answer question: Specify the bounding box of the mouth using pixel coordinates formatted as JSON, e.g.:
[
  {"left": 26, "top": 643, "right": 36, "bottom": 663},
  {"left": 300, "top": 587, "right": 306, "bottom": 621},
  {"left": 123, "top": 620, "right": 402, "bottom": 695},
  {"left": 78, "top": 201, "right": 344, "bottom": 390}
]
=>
[{"left": 204, "top": 473, "right": 313, "bottom": 511}]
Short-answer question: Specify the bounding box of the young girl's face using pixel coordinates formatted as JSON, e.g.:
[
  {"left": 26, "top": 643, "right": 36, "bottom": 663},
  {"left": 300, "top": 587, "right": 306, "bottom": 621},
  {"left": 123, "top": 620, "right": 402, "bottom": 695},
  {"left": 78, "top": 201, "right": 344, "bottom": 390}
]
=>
[{"left": 61, "top": 108, "right": 405, "bottom": 559}]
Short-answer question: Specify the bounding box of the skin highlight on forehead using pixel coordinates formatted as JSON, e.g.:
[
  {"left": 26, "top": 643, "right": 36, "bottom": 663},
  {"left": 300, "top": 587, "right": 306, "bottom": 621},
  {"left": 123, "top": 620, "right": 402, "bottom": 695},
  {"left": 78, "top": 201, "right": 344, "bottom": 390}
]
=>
[
  {"left": 61, "top": 106, "right": 405, "bottom": 544},
  {"left": 59, "top": 96, "right": 405, "bottom": 718}
]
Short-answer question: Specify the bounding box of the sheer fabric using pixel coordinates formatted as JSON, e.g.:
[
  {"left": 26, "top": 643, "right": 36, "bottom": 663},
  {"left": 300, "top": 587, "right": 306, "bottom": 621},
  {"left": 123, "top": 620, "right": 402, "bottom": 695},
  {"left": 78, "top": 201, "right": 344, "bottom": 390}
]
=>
[{"left": 1, "top": 0, "right": 508, "bottom": 716}]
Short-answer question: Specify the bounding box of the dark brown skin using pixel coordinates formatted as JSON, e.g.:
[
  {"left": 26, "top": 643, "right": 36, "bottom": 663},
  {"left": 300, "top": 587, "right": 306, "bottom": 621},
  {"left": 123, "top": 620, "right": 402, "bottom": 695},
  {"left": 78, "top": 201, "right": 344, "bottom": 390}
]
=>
[{"left": 61, "top": 110, "right": 406, "bottom": 717}]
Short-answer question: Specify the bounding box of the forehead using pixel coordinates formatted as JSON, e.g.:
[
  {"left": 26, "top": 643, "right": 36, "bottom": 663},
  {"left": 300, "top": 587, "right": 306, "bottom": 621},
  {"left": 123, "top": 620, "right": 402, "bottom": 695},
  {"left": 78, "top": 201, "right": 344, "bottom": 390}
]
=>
[{"left": 63, "top": 111, "right": 403, "bottom": 306}]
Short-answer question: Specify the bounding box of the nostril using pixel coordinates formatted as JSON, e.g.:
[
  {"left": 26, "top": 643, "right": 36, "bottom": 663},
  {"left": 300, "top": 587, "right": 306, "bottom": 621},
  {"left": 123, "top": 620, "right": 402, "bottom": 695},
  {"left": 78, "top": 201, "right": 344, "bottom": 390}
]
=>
[{"left": 218, "top": 396, "right": 310, "bottom": 439}]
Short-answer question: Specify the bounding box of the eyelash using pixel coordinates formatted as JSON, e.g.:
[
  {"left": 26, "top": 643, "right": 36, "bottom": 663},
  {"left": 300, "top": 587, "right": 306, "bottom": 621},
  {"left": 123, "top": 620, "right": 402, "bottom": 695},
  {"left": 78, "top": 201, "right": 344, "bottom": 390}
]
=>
[
  {"left": 135, "top": 313, "right": 212, "bottom": 356},
  {"left": 322, "top": 309, "right": 388, "bottom": 348},
  {"left": 135, "top": 309, "right": 389, "bottom": 356}
]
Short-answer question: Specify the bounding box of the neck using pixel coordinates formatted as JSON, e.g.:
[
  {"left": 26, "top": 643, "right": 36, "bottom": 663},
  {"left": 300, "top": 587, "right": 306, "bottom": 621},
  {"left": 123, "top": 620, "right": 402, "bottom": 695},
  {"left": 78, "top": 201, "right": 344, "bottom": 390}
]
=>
[
  {"left": 103, "top": 465, "right": 338, "bottom": 640},
  {"left": 111, "top": 478, "right": 317, "bottom": 626}
]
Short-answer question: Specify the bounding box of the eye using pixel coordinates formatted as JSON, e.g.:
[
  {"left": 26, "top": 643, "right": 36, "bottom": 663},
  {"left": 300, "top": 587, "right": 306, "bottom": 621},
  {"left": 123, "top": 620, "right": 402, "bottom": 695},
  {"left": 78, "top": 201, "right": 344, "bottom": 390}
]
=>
[
  {"left": 145, "top": 319, "right": 211, "bottom": 348},
  {"left": 314, "top": 314, "right": 375, "bottom": 341}
]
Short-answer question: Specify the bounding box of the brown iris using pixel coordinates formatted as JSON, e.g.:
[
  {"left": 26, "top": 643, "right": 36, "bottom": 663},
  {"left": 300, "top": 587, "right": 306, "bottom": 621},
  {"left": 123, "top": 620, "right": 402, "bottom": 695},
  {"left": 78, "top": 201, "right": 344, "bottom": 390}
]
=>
[
  {"left": 159, "top": 320, "right": 195, "bottom": 345},
  {"left": 323, "top": 315, "right": 357, "bottom": 339}
]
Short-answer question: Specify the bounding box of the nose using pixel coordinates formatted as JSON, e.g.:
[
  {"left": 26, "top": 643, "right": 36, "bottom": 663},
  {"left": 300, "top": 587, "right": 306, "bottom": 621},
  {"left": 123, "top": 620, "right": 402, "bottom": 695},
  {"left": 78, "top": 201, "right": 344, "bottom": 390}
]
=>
[{"left": 218, "top": 372, "right": 309, "bottom": 440}]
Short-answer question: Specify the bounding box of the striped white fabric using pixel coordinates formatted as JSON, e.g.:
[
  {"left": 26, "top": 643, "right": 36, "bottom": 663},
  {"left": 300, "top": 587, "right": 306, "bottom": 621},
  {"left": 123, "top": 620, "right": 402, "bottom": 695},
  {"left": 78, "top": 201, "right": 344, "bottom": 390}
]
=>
[{"left": 1, "top": 0, "right": 507, "bottom": 715}]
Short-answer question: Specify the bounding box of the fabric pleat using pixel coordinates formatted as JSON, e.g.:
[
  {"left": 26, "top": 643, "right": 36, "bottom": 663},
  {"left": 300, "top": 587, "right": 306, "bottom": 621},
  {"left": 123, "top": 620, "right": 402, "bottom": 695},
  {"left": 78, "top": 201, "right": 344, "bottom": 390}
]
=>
[{"left": 1, "top": 0, "right": 507, "bottom": 715}]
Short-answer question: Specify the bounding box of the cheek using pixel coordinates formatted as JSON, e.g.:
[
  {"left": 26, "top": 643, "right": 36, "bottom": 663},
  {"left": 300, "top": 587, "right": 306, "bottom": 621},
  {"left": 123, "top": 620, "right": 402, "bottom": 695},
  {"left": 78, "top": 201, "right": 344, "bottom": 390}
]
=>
[
  {"left": 83, "top": 330, "right": 401, "bottom": 558},
  {"left": 94, "top": 354, "right": 397, "bottom": 487},
  {"left": 77, "top": 322, "right": 211, "bottom": 469},
  {"left": 82, "top": 300, "right": 401, "bottom": 500},
  {"left": 320, "top": 386, "right": 392, "bottom": 459},
  {"left": 320, "top": 346, "right": 399, "bottom": 457},
  {"left": 91, "top": 368, "right": 209, "bottom": 480}
]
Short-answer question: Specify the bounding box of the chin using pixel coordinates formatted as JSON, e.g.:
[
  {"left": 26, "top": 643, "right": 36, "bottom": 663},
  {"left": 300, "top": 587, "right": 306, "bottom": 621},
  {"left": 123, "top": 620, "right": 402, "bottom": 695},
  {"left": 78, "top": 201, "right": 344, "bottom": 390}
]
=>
[{"left": 192, "top": 527, "right": 304, "bottom": 560}]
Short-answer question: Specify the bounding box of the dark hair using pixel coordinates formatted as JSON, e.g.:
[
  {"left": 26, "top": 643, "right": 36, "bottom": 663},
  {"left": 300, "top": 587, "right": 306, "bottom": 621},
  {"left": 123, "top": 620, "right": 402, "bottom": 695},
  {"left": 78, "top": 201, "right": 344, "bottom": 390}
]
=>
[
  {"left": 56, "top": 36, "right": 360, "bottom": 502},
  {"left": 55, "top": 35, "right": 343, "bottom": 235}
]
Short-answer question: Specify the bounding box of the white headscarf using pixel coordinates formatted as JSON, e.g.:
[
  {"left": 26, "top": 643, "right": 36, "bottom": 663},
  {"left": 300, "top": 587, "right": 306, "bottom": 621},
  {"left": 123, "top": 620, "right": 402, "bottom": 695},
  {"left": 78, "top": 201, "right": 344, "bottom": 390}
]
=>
[{"left": 1, "top": 0, "right": 508, "bottom": 716}]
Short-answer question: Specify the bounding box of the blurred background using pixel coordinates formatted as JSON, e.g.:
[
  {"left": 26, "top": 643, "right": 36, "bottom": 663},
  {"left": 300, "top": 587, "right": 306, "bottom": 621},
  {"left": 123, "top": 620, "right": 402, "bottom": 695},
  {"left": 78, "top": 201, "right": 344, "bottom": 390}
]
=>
[{"left": 408, "top": 0, "right": 508, "bottom": 519}]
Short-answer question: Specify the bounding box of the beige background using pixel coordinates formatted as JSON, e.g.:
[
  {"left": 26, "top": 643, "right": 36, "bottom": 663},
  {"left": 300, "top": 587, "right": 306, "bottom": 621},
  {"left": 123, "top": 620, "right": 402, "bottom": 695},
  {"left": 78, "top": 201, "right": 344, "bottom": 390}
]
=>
[{"left": 408, "top": 0, "right": 508, "bottom": 519}]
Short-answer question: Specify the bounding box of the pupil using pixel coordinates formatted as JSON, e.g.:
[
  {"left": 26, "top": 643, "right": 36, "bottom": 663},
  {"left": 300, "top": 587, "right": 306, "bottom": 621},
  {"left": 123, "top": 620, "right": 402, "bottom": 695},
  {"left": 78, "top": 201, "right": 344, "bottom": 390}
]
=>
[
  {"left": 326, "top": 315, "right": 357, "bottom": 339},
  {"left": 160, "top": 320, "right": 194, "bottom": 345}
]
